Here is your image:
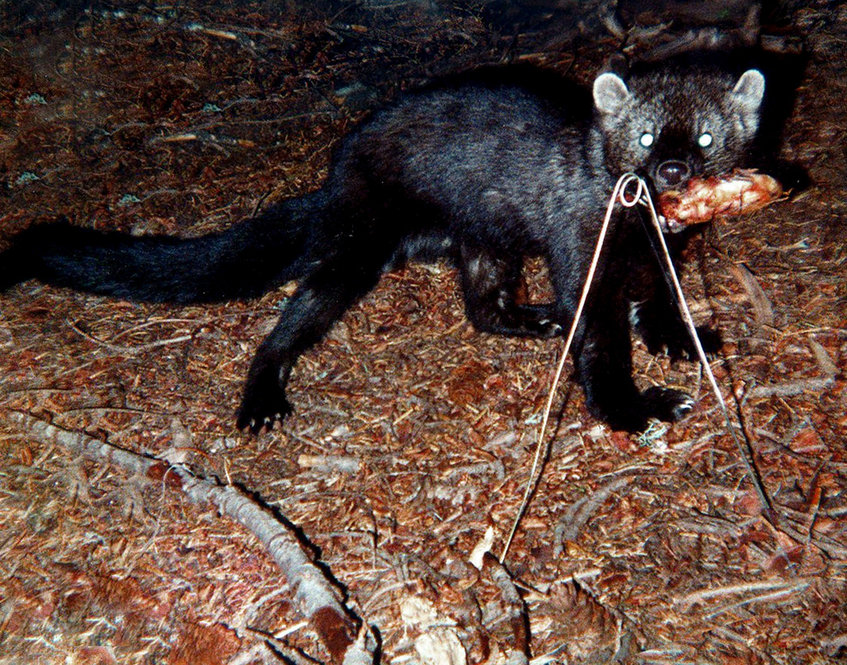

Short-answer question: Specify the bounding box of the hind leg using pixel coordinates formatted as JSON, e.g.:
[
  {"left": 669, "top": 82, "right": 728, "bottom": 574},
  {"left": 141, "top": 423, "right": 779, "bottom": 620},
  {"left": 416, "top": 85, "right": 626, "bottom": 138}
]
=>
[
  {"left": 458, "top": 243, "right": 561, "bottom": 338},
  {"left": 237, "top": 233, "right": 396, "bottom": 433}
]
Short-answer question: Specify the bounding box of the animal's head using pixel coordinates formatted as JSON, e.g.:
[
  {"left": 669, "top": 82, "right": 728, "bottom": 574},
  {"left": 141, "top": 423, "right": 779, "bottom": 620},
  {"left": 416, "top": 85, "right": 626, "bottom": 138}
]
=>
[{"left": 592, "top": 64, "right": 765, "bottom": 192}]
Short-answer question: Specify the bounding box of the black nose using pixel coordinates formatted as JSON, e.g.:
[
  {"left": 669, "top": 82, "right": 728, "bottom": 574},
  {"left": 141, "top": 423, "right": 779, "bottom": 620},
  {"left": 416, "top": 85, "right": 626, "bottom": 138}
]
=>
[{"left": 655, "top": 160, "right": 690, "bottom": 188}]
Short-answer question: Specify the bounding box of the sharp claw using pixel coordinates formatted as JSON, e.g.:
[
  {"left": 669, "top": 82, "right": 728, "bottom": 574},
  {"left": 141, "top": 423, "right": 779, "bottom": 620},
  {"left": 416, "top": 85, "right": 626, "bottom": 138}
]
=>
[
  {"left": 673, "top": 398, "right": 695, "bottom": 419},
  {"left": 236, "top": 389, "right": 292, "bottom": 434}
]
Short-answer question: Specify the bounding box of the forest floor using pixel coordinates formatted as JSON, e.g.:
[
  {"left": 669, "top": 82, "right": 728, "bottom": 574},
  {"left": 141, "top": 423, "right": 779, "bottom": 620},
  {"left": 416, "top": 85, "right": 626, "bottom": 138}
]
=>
[{"left": 0, "top": 2, "right": 845, "bottom": 664}]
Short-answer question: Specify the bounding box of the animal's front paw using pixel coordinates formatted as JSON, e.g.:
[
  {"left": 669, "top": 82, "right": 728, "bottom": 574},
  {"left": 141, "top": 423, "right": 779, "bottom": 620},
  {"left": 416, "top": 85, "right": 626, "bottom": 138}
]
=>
[
  {"left": 590, "top": 386, "right": 695, "bottom": 433},
  {"left": 529, "top": 317, "right": 563, "bottom": 338},
  {"left": 236, "top": 372, "right": 292, "bottom": 434},
  {"left": 645, "top": 325, "right": 722, "bottom": 361},
  {"left": 640, "top": 386, "right": 695, "bottom": 422},
  {"left": 513, "top": 304, "right": 563, "bottom": 338}
]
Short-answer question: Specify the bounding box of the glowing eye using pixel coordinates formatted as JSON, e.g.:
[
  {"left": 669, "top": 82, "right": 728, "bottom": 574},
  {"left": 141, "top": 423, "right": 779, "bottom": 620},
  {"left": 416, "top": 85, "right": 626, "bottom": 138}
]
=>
[
  {"left": 698, "top": 132, "right": 713, "bottom": 148},
  {"left": 639, "top": 132, "right": 654, "bottom": 148}
]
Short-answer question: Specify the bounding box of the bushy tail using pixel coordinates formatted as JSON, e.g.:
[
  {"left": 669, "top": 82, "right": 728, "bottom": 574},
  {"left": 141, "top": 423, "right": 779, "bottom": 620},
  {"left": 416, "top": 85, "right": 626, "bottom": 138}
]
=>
[{"left": 0, "top": 195, "right": 323, "bottom": 303}]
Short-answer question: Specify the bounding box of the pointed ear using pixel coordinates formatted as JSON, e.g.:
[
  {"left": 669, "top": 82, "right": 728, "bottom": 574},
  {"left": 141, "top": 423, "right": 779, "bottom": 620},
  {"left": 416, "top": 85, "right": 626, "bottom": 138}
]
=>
[
  {"left": 732, "top": 69, "right": 765, "bottom": 112},
  {"left": 593, "top": 72, "right": 631, "bottom": 116}
]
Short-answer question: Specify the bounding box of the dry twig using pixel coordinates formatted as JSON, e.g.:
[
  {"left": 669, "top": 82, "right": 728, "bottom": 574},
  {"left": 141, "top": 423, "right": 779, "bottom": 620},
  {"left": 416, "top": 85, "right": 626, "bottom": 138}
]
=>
[
  {"left": 483, "top": 553, "right": 530, "bottom": 665},
  {"left": 8, "top": 412, "right": 377, "bottom": 665}
]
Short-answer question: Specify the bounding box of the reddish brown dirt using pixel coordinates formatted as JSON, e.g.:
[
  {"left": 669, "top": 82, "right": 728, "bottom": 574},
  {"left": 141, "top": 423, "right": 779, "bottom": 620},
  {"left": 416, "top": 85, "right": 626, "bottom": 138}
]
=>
[{"left": 1, "top": 3, "right": 844, "bottom": 664}]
